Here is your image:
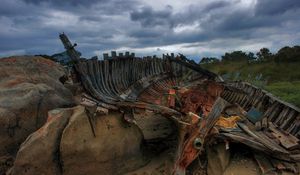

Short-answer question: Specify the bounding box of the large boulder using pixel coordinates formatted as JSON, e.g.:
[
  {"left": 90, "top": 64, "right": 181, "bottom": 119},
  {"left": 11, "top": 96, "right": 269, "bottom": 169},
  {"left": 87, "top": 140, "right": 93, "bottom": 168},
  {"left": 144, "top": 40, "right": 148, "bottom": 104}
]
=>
[
  {"left": 61, "top": 106, "right": 146, "bottom": 175},
  {"left": 9, "top": 106, "right": 147, "bottom": 175},
  {"left": 0, "top": 56, "right": 74, "bottom": 158},
  {"left": 7, "top": 108, "right": 73, "bottom": 175}
]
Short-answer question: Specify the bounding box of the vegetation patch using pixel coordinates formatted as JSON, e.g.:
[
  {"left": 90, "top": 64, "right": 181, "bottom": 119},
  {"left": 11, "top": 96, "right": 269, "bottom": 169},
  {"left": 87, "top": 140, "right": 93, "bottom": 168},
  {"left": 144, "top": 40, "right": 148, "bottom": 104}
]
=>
[{"left": 200, "top": 45, "right": 300, "bottom": 108}]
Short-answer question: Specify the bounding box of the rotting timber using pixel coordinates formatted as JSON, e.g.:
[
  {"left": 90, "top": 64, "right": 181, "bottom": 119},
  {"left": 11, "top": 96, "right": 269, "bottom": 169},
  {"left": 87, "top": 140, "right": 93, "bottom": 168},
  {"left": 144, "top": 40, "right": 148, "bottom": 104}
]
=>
[{"left": 60, "top": 33, "right": 300, "bottom": 175}]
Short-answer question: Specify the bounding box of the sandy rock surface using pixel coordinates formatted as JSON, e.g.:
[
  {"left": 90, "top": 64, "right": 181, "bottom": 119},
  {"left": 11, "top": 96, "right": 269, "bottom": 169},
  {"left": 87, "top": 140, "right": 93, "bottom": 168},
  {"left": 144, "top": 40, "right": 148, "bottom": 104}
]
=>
[
  {"left": 8, "top": 107, "right": 73, "bottom": 175},
  {"left": 0, "top": 56, "right": 74, "bottom": 173},
  {"left": 9, "top": 106, "right": 147, "bottom": 175}
]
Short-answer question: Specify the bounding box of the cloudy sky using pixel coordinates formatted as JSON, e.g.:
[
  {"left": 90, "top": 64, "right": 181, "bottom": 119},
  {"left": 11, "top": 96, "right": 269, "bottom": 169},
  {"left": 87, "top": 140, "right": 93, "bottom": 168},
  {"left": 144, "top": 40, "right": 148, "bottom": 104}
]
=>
[{"left": 1, "top": 0, "right": 300, "bottom": 61}]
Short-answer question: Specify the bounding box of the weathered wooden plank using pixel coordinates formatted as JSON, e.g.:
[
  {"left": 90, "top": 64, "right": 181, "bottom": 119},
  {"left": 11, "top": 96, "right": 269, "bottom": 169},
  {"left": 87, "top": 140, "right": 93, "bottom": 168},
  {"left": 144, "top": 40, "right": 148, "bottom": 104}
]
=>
[
  {"left": 239, "top": 94, "right": 248, "bottom": 106},
  {"left": 227, "top": 92, "right": 235, "bottom": 103},
  {"left": 220, "top": 132, "right": 267, "bottom": 151},
  {"left": 274, "top": 107, "right": 291, "bottom": 126},
  {"left": 241, "top": 95, "right": 249, "bottom": 108},
  {"left": 269, "top": 104, "right": 284, "bottom": 122},
  {"left": 199, "top": 97, "right": 229, "bottom": 140},
  {"left": 269, "top": 123, "right": 299, "bottom": 150},
  {"left": 264, "top": 101, "right": 278, "bottom": 119},
  {"left": 237, "top": 93, "right": 244, "bottom": 104},
  {"left": 287, "top": 115, "right": 300, "bottom": 135},
  {"left": 281, "top": 110, "right": 298, "bottom": 130},
  {"left": 237, "top": 122, "right": 289, "bottom": 154}
]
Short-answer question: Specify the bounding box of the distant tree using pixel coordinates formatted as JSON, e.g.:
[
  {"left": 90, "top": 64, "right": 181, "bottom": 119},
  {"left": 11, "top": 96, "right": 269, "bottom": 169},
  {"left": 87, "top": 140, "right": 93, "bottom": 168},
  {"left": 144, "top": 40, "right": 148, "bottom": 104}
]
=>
[
  {"left": 247, "top": 52, "right": 256, "bottom": 61},
  {"left": 200, "top": 57, "right": 219, "bottom": 64},
  {"left": 274, "top": 45, "right": 300, "bottom": 62},
  {"left": 221, "top": 51, "right": 248, "bottom": 62},
  {"left": 221, "top": 53, "right": 230, "bottom": 62},
  {"left": 256, "top": 48, "right": 273, "bottom": 62}
]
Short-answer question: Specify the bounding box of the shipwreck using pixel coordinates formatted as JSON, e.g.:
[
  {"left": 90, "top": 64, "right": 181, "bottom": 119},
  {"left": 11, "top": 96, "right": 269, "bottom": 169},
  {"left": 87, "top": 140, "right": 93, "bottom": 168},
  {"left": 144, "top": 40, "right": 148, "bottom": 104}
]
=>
[
  {"left": 58, "top": 34, "right": 300, "bottom": 174},
  {"left": 4, "top": 34, "right": 300, "bottom": 175}
]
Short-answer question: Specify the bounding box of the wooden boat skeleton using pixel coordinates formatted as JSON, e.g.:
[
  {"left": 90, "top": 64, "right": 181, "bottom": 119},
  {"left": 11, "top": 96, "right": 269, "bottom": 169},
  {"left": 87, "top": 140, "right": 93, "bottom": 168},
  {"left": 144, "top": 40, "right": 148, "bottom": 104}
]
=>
[{"left": 59, "top": 33, "right": 300, "bottom": 174}]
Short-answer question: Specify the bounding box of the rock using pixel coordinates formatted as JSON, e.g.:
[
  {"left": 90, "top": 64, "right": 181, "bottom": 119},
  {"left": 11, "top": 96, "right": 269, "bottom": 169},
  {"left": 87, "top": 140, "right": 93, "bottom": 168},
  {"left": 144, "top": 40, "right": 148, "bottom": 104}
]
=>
[
  {"left": 206, "top": 142, "right": 230, "bottom": 175},
  {"left": 222, "top": 153, "right": 260, "bottom": 175},
  {"left": 7, "top": 108, "right": 72, "bottom": 175},
  {"left": 206, "top": 143, "right": 261, "bottom": 175},
  {"left": 0, "top": 155, "right": 14, "bottom": 175},
  {"left": 61, "top": 106, "right": 146, "bottom": 175},
  {"left": 9, "top": 106, "right": 147, "bottom": 175},
  {"left": 0, "top": 56, "right": 74, "bottom": 159}
]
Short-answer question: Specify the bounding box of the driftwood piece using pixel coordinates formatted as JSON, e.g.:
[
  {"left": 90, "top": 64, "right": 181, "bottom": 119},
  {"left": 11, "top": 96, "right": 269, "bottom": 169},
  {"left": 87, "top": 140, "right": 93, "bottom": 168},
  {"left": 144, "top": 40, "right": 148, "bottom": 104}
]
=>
[
  {"left": 220, "top": 132, "right": 267, "bottom": 152},
  {"left": 237, "top": 122, "right": 289, "bottom": 154}
]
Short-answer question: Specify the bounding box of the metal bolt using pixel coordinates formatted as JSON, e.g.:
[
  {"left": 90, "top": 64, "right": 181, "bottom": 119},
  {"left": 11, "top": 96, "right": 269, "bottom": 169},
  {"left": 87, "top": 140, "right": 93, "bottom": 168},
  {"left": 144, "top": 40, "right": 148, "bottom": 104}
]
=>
[{"left": 193, "top": 138, "right": 202, "bottom": 149}]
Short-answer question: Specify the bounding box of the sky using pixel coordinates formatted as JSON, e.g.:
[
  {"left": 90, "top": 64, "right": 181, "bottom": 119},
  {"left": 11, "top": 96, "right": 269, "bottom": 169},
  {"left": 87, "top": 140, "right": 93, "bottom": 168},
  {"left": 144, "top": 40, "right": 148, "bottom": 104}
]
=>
[{"left": 0, "top": 0, "right": 300, "bottom": 61}]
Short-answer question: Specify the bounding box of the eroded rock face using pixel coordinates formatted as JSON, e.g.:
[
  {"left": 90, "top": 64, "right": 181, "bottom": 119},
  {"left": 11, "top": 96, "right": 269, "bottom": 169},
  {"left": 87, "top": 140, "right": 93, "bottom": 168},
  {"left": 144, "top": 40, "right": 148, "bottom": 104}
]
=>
[
  {"left": 61, "top": 106, "right": 146, "bottom": 175},
  {"left": 8, "top": 108, "right": 73, "bottom": 175},
  {"left": 9, "top": 106, "right": 147, "bottom": 175},
  {"left": 0, "top": 56, "right": 74, "bottom": 158}
]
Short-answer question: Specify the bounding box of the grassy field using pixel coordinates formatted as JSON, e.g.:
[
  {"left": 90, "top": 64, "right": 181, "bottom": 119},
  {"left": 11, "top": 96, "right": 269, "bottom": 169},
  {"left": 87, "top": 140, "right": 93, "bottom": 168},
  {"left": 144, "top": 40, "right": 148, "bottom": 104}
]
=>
[
  {"left": 265, "top": 81, "right": 300, "bottom": 107},
  {"left": 202, "top": 61, "right": 300, "bottom": 107}
]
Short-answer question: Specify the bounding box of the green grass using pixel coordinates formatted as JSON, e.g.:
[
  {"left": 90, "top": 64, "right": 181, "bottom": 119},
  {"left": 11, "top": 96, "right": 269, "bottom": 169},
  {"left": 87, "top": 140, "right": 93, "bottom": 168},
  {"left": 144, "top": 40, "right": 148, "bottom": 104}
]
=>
[
  {"left": 265, "top": 81, "right": 300, "bottom": 108},
  {"left": 202, "top": 61, "right": 300, "bottom": 107}
]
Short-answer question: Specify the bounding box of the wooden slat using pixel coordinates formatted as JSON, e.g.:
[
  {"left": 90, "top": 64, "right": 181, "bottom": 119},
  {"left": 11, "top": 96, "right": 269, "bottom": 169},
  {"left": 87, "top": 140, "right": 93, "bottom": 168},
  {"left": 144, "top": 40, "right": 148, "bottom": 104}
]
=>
[
  {"left": 281, "top": 110, "right": 298, "bottom": 130},
  {"left": 269, "top": 123, "right": 299, "bottom": 150},
  {"left": 274, "top": 107, "right": 291, "bottom": 126},
  {"left": 237, "top": 122, "right": 289, "bottom": 154},
  {"left": 199, "top": 97, "right": 229, "bottom": 140}
]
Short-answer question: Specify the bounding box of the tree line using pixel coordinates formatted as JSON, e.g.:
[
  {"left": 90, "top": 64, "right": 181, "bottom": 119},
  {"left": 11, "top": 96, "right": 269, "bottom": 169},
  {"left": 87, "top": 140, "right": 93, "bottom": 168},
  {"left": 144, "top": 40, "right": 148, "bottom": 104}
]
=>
[{"left": 200, "top": 45, "right": 300, "bottom": 64}]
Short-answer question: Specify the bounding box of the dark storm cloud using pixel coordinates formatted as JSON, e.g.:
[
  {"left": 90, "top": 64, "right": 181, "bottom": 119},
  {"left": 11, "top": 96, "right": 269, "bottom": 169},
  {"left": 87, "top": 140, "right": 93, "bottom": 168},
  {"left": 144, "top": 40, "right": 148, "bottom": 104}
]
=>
[
  {"left": 129, "top": 1, "right": 235, "bottom": 28},
  {"left": 130, "top": 6, "right": 173, "bottom": 27},
  {"left": 23, "top": 0, "right": 108, "bottom": 7},
  {"left": 21, "top": 0, "right": 140, "bottom": 16},
  {"left": 129, "top": 29, "right": 161, "bottom": 38},
  {"left": 1, "top": 0, "right": 300, "bottom": 58},
  {"left": 0, "top": 0, "right": 140, "bottom": 56},
  {"left": 129, "top": 0, "right": 300, "bottom": 47},
  {"left": 255, "top": 0, "right": 300, "bottom": 16},
  {"left": 202, "top": 0, "right": 232, "bottom": 12}
]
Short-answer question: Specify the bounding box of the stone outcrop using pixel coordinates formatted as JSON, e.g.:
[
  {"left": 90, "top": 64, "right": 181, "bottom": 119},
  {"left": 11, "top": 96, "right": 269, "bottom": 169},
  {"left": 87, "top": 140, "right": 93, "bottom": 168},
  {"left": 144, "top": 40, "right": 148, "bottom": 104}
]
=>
[
  {"left": 8, "top": 106, "right": 147, "bottom": 175},
  {"left": 0, "top": 56, "right": 74, "bottom": 171},
  {"left": 7, "top": 108, "right": 72, "bottom": 175}
]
